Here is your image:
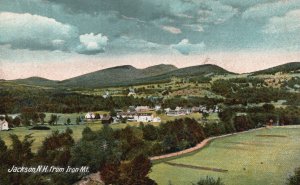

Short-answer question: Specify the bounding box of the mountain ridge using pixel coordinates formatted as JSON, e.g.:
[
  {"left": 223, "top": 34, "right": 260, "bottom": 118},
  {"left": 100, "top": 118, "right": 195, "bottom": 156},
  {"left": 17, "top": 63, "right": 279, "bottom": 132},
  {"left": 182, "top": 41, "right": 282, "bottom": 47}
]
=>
[
  {"left": 8, "top": 62, "right": 300, "bottom": 88},
  {"left": 252, "top": 62, "right": 300, "bottom": 75}
]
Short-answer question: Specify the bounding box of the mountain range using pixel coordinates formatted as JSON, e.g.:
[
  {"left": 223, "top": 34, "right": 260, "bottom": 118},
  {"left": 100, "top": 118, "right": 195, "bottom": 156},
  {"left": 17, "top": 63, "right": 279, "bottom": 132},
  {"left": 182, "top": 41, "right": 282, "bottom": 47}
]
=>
[{"left": 8, "top": 62, "right": 300, "bottom": 88}]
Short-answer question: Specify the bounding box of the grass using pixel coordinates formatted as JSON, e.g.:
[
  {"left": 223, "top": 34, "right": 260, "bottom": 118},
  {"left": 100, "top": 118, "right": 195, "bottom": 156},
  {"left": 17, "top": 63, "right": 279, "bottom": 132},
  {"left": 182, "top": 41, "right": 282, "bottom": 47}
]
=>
[
  {"left": 150, "top": 126, "right": 300, "bottom": 185},
  {"left": 159, "top": 113, "right": 202, "bottom": 122},
  {"left": 0, "top": 123, "right": 102, "bottom": 152}
]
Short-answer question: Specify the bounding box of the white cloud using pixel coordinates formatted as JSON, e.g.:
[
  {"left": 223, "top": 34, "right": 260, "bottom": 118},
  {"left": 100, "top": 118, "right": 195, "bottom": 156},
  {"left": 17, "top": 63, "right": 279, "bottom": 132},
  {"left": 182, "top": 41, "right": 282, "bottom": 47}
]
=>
[
  {"left": 77, "top": 33, "right": 108, "bottom": 54},
  {"left": 171, "top": 39, "right": 205, "bottom": 55},
  {"left": 0, "top": 12, "right": 110, "bottom": 55},
  {"left": 242, "top": 0, "right": 300, "bottom": 19},
  {"left": 0, "top": 12, "right": 77, "bottom": 50},
  {"left": 161, "top": 26, "right": 182, "bottom": 34},
  {"left": 184, "top": 24, "right": 204, "bottom": 32},
  {"left": 107, "top": 36, "right": 166, "bottom": 54},
  {"left": 196, "top": 1, "right": 238, "bottom": 24},
  {"left": 263, "top": 9, "right": 300, "bottom": 34}
]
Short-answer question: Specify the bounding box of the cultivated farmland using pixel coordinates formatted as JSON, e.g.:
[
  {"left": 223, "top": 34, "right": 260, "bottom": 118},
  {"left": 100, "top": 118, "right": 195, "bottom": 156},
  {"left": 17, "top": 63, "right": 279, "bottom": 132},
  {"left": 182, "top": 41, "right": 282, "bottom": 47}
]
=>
[{"left": 150, "top": 126, "right": 300, "bottom": 185}]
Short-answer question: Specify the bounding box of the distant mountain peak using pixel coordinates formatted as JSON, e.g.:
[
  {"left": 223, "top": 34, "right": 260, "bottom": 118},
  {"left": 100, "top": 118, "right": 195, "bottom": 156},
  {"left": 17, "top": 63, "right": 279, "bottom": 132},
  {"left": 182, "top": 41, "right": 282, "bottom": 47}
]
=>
[
  {"left": 109, "top": 65, "right": 136, "bottom": 70},
  {"left": 252, "top": 62, "right": 300, "bottom": 75}
]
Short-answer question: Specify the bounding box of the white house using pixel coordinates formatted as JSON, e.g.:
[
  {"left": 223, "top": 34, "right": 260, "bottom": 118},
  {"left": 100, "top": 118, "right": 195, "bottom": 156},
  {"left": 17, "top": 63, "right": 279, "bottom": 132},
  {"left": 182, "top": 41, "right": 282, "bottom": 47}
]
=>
[
  {"left": 166, "top": 108, "right": 190, "bottom": 116},
  {"left": 0, "top": 119, "right": 9, "bottom": 131},
  {"left": 134, "top": 113, "right": 153, "bottom": 122},
  {"left": 102, "top": 91, "right": 110, "bottom": 98},
  {"left": 175, "top": 106, "right": 182, "bottom": 111},
  {"left": 128, "top": 88, "right": 136, "bottom": 96},
  {"left": 164, "top": 108, "right": 171, "bottom": 113},
  {"left": 128, "top": 92, "right": 136, "bottom": 96},
  {"left": 118, "top": 112, "right": 161, "bottom": 123},
  {"left": 85, "top": 112, "right": 95, "bottom": 119},
  {"left": 155, "top": 105, "right": 161, "bottom": 111}
]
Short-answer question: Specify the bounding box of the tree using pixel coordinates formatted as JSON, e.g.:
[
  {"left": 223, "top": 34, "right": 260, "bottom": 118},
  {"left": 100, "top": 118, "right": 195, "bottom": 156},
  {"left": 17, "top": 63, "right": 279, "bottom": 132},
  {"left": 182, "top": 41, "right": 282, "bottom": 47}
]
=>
[
  {"left": 0, "top": 135, "right": 35, "bottom": 185},
  {"left": 32, "top": 113, "right": 40, "bottom": 125},
  {"left": 286, "top": 168, "right": 300, "bottom": 185},
  {"left": 262, "top": 103, "right": 275, "bottom": 112},
  {"left": 234, "top": 115, "right": 254, "bottom": 132},
  {"left": 101, "top": 155, "right": 157, "bottom": 185},
  {"left": 4, "top": 134, "right": 35, "bottom": 185},
  {"left": 39, "top": 113, "right": 46, "bottom": 125},
  {"left": 142, "top": 125, "right": 158, "bottom": 141},
  {"left": 20, "top": 107, "right": 38, "bottom": 126},
  {"left": 67, "top": 118, "right": 71, "bottom": 125},
  {"left": 110, "top": 109, "right": 117, "bottom": 117},
  {"left": 202, "top": 112, "right": 209, "bottom": 120},
  {"left": 94, "top": 113, "right": 101, "bottom": 119},
  {"left": 118, "top": 154, "right": 157, "bottom": 185},
  {"left": 37, "top": 128, "right": 74, "bottom": 166},
  {"left": 100, "top": 162, "right": 120, "bottom": 184},
  {"left": 5, "top": 115, "right": 13, "bottom": 128},
  {"left": 76, "top": 117, "right": 82, "bottom": 125},
  {"left": 12, "top": 116, "right": 21, "bottom": 127},
  {"left": 49, "top": 114, "right": 58, "bottom": 125},
  {"left": 192, "top": 176, "right": 224, "bottom": 185}
]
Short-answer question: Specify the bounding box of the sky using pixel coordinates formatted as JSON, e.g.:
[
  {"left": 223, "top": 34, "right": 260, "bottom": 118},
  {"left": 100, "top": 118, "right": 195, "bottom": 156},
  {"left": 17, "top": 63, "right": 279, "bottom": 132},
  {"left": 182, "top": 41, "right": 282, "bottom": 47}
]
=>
[{"left": 0, "top": 0, "right": 300, "bottom": 80}]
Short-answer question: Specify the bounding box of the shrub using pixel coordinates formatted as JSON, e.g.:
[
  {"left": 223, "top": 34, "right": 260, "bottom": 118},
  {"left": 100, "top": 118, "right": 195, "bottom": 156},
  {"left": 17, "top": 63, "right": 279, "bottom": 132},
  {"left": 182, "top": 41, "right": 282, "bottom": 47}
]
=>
[
  {"left": 192, "top": 176, "right": 224, "bottom": 185},
  {"left": 29, "top": 126, "right": 50, "bottom": 130}
]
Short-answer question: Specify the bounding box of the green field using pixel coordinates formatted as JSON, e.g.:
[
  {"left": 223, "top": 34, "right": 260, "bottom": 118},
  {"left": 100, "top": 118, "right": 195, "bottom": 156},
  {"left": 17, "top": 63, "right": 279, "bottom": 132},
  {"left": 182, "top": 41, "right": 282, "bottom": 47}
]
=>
[{"left": 150, "top": 126, "right": 300, "bottom": 185}]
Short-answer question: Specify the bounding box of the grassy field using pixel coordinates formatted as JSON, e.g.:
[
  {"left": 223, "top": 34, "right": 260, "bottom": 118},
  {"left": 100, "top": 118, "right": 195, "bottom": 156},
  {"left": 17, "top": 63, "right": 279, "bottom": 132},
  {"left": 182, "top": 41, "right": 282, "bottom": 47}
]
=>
[
  {"left": 0, "top": 123, "right": 102, "bottom": 152},
  {"left": 150, "top": 126, "right": 300, "bottom": 185}
]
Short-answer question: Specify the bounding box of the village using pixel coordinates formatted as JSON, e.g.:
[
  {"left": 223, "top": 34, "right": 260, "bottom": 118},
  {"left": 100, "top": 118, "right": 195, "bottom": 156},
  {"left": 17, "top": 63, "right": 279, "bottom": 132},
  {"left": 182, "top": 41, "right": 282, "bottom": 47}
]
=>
[
  {"left": 84, "top": 105, "right": 221, "bottom": 124},
  {"left": 0, "top": 104, "right": 221, "bottom": 132}
]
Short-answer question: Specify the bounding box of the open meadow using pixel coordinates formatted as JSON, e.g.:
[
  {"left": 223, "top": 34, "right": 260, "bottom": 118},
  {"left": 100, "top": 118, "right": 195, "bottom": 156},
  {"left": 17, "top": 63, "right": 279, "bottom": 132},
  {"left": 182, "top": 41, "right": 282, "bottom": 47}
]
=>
[{"left": 150, "top": 126, "right": 300, "bottom": 185}]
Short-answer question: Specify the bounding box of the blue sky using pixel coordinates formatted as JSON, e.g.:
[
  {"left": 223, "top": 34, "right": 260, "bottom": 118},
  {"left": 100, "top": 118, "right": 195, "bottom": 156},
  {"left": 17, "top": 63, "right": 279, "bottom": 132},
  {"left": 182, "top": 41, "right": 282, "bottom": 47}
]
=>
[{"left": 0, "top": 0, "right": 300, "bottom": 79}]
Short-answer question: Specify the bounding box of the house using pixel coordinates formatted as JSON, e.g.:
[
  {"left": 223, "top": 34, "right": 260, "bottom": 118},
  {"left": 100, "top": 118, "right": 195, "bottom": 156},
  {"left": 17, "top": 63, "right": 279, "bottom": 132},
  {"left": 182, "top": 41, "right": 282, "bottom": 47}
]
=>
[
  {"left": 180, "top": 108, "right": 191, "bottom": 115},
  {"left": 166, "top": 108, "right": 190, "bottom": 116},
  {"left": 85, "top": 112, "right": 95, "bottom": 119},
  {"left": 101, "top": 115, "right": 114, "bottom": 124},
  {"left": 128, "top": 88, "right": 136, "bottom": 96},
  {"left": 134, "top": 113, "right": 153, "bottom": 122},
  {"left": 191, "top": 106, "right": 200, "bottom": 112},
  {"left": 164, "top": 108, "right": 171, "bottom": 113},
  {"left": 154, "top": 105, "right": 161, "bottom": 111},
  {"left": 167, "top": 110, "right": 180, "bottom": 116},
  {"left": 175, "top": 106, "right": 182, "bottom": 111},
  {"left": 117, "top": 112, "right": 160, "bottom": 123},
  {"left": 214, "top": 105, "right": 221, "bottom": 113},
  {"left": 117, "top": 112, "right": 136, "bottom": 120},
  {"left": 112, "top": 117, "right": 120, "bottom": 124},
  {"left": 102, "top": 91, "right": 110, "bottom": 98},
  {"left": 135, "top": 106, "right": 150, "bottom": 112},
  {"left": 128, "top": 92, "right": 136, "bottom": 96},
  {"left": 0, "top": 119, "right": 9, "bottom": 131}
]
